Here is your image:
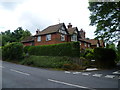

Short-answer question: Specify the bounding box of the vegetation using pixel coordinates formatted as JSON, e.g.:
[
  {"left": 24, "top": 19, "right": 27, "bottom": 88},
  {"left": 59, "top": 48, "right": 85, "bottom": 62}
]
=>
[
  {"left": 20, "top": 55, "right": 81, "bottom": 70},
  {"left": 88, "top": 2, "right": 120, "bottom": 43},
  {"left": 2, "top": 42, "right": 24, "bottom": 61},
  {"left": 1, "top": 27, "right": 31, "bottom": 46},
  {"left": 29, "top": 42, "right": 80, "bottom": 57},
  {"left": 94, "top": 48, "right": 117, "bottom": 69},
  {"left": 117, "top": 41, "right": 120, "bottom": 62}
]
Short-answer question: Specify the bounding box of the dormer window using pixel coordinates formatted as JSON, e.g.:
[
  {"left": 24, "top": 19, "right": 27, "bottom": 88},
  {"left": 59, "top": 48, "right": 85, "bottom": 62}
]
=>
[{"left": 46, "top": 34, "right": 51, "bottom": 41}]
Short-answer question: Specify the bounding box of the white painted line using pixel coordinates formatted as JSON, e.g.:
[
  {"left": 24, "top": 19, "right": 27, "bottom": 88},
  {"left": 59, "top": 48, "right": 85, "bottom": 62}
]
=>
[
  {"left": 82, "top": 73, "right": 91, "bottom": 76},
  {"left": 73, "top": 72, "right": 81, "bottom": 74},
  {"left": 10, "top": 69, "right": 30, "bottom": 76},
  {"left": 92, "top": 74, "right": 102, "bottom": 77},
  {"left": 86, "top": 68, "right": 98, "bottom": 71},
  {"left": 0, "top": 66, "right": 4, "bottom": 68},
  {"left": 65, "top": 71, "right": 71, "bottom": 74},
  {"left": 48, "top": 79, "right": 92, "bottom": 89},
  {"left": 105, "top": 75, "right": 115, "bottom": 78},
  {"left": 113, "top": 71, "right": 120, "bottom": 74}
]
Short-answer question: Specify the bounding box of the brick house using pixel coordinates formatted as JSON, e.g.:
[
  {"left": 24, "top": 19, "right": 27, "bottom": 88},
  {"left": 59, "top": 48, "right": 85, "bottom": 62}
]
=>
[{"left": 21, "top": 23, "right": 104, "bottom": 49}]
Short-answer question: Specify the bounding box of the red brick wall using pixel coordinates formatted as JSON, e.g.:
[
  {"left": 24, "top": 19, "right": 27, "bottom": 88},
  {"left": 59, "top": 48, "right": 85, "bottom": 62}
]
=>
[
  {"left": 80, "top": 41, "right": 90, "bottom": 50},
  {"left": 34, "top": 33, "right": 68, "bottom": 46}
]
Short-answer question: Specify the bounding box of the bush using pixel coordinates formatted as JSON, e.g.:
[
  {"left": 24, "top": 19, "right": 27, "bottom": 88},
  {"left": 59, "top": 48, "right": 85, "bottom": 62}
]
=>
[
  {"left": 2, "top": 42, "right": 24, "bottom": 61},
  {"left": 94, "top": 48, "right": 117, "bottom": 69},
  {"left": 28, "top": 42, "right": 80, "bottom": 57},
  {"left": 24, "top": 46, "right": 32, "bottom": 53},
  {"left": 21, "top": 55, "right": 72, "bottom": 68}
]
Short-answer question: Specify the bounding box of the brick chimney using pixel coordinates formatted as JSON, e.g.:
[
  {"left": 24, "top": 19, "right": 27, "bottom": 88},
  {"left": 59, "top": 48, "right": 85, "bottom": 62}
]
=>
[
  {"left": 67, "top": 23, "right": 72, "bottom": 28},
  {"left": 36, "top": 29, "right": 40, "bottom": 34},
  {"left": 79, "top": 29, "right": 86, "bottom": 39}
]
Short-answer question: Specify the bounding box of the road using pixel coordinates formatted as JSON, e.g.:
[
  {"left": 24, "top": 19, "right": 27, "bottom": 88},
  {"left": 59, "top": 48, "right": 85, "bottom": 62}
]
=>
[{"left": 1, "top": 61, "right": 120, "bottom": 89}]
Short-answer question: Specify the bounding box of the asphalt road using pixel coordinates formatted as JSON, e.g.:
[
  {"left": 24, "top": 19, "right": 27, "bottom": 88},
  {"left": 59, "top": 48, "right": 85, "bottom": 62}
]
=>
[{"left": 1, "top": 61, "right": 120, "bottom": 89}]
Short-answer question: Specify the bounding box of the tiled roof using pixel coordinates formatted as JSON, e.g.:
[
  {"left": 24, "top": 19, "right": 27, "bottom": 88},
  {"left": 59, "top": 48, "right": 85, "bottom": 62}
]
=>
[
  {"left": 21, "top": 36, "right": 34, "bottom": 43},
  {"left": 35, "top": 23, "right": 64, "bottom": 36},
  {"left": 79, "top": 39, "right": 91, "bottom": 44},
  {"left": 67, "top": 27, "right": 77, "bottom": 35},
  {"left": 86, "top": 39, "right": 98, "bottom": 45}
]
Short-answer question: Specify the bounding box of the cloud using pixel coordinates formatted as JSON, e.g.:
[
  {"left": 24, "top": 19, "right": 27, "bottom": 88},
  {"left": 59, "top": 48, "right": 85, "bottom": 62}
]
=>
[{"left": 0, "top": 0, "right": 96, "bottom": 38}]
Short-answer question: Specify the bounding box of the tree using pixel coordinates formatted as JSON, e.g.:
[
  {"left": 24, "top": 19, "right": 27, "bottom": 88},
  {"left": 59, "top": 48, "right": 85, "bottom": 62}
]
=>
[
  {"left": 1, "top": 27, "right": 31, "bottom": 46},
  {"left": 88, "top": 2, "right": 120, "bottom": 43}
]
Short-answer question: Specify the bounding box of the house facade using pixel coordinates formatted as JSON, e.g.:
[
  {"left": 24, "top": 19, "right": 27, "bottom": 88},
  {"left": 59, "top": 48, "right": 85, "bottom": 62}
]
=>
[{"left": 21, "top": 23, "right": 104, "bottom": 49}]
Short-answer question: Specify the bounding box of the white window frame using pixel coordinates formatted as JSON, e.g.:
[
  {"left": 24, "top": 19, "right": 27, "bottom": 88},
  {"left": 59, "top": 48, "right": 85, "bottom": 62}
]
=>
[
  {"left": 37, "top": 36, "right": 41, "bottom": 42},
  {"left": 84, "top": 43, "right": 87, "bottom": 47},
  {"left": 71, "top": 34, "right": 77, "bottom": 41},
  {"left": 46, "top": 34, "right": 51, "bottom": 41},
  {"left": 61, "top": 34, "right": 65, "bottom": 41},
  {"left": 88, "top": 44, "right": 90, "bottom": 47}
]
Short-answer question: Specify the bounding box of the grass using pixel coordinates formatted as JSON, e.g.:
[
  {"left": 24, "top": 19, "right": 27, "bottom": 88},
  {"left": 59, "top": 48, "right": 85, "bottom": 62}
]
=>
[{"left": 20, "top": 55, "right": 73, "bottom": 69}]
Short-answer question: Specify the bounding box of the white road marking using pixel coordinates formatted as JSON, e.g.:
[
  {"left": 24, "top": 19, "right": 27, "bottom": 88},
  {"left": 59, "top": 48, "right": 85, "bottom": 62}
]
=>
[
  {"left": 82, "top": 73, "right": 91, "bottom": 76},
  {"left": 92, "top": 74, "right": 102, "bottom": 77},
  {"left": 113, "top": 70, "right": 120, "bottom": 74},
  {"left": 73, "top": 72, "right": 81, "bottom": 74},
  {"left": 65, "top": 71, "right": 71, "bottom": 74},
  {"left": 10, "top": 69, "right": 30, "bottom": 76},
  {"left": 0, "top": 66, "right": 4, "bottom": 68},
  {"left": 48, "top": 79, "right": 94, "bottom": 89},
  {"left": 105, "top": 75, "right": 115, "bottom": 78}
]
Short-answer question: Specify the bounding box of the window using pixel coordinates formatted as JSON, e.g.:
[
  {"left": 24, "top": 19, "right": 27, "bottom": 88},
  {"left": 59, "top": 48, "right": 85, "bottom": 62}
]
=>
[
  {"left": 84, "top": 43, "right": 87, "bottom": 47},
  {"left": 37, "top": 36, "right": 41, "bottom": 42},
  {"left": 46, "top": 34, "right": 51, "bottom": 41},
  {"left": 97, "top": 43, "right": 99, "bottom": 47},
  {"left": 71, "top": 34, "right": 77, "bottom": 41},
  {"left": 88, "top": 44, "right": 90, "bottom": 47},
  {"left": 61, "top": 34, "right": 65, "bottom": 41},
  {"left": 59, "top": 26, "right": 67, "bottom": 34}
]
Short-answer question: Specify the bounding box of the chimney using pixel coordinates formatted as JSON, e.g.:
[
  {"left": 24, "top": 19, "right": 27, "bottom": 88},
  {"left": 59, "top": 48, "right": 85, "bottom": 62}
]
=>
[
  {"left": 67, "top": 23, "right": 72, "bottom": 28},
  {"left": 36, "top": 29, "right": 40, "bottom": 34},
  {"left": 80, "top": 29, "right": 86, "bottom": 39}
]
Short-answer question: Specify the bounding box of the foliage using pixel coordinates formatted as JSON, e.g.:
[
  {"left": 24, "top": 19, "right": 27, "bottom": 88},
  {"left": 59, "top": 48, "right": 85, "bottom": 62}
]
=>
[
  {"left": 117, "top": 41, "right": 120, "bottom": 61},
  {"left": 2, "top": 42, "right": 24, "bottom": 61},
  {"left": 24, "top": 46, "right": 32, "bottom": 53},
  {"left": 94, "top": 47, "right": 117, "bottom": 69},
  {"left": 1, "top": 27, "right": 31, "bottom": 46},
  {"left": 20, "top": 55, "right": 72, "bottom": 68},
  {"left": 88, "top": 2, "right": 120, "bottom": 43},
  {"left": 28, "top": 42, "right": 80, "bottom": 57}
]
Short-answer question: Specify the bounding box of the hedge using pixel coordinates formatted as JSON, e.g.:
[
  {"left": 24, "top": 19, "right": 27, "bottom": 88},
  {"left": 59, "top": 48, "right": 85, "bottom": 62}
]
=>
[
  {"left": 2, "top": 42, "right": 24, "bottom": 61},
  {"left": 28, "top": 42, "right": 80, "bottom": 57},
  {"left": 94, "top": 48, "right": 117, "bottom": 69}
]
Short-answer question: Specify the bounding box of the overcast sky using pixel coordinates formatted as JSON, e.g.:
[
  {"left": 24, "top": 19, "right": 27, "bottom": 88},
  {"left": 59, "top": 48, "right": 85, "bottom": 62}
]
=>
[{"left": 0, "top": 0, "right": 96, "bottom": 39}]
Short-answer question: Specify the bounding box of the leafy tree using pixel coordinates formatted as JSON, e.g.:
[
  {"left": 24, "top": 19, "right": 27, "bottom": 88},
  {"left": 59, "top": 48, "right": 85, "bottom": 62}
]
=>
[
  {"left": 117, "top": 41, "right": 120, "bottom": 61},
  {"left": 88, "top": 2, "right": 120, "bottom": 43},
  {"left": 1, "top": 27, "right": 31, "bottom": 46}
]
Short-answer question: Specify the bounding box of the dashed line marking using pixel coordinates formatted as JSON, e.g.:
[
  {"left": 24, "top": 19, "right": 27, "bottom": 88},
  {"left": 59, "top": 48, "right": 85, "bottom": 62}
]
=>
[
  {"left": 82, "top": 73, "right": 91, "bottom": 76},
  {"left": 65, "top": 71, "right": 71, "bottom": 74},
  {"left": 92, "top": 74, "right": 102, "bottom": 77},
  {"left": 10, "top": 69, "right": 30, "bottom": 76},
  {"left": 48, "top": 79, "right": 94, "bottom": 89},
  {"left": 73, "top": 72, "right": 81, "bottom": 74},
  {"left": 105, "top": 75, "right": 115, "bottom": 78}
]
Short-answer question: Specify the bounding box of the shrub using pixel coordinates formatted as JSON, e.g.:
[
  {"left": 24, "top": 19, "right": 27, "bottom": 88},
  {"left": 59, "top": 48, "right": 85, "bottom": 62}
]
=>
[
  {"left": 24, "top": 46, "right": 32, "bottom": 53},
  {"left": 21, "top": 55, "right": 72, "bottom": 68},
  {"left": 28, "top": 42, "right": 80, "bottom": 57},
  {"left": 94, "top": 48, "right": 117, "bottom": 69},
  {"left": 2, "top": 42, "right": 24, "bottom": 61}
]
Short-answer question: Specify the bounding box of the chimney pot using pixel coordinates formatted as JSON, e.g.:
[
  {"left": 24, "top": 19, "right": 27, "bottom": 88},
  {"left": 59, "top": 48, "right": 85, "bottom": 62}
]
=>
[{"left": 67, "top": 23, "right": 72, "bottom": 28}]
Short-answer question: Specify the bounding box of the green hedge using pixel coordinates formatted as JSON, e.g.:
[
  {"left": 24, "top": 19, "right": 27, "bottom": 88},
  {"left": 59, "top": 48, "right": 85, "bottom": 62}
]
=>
[
  {"left": 94, "top": 48, "right": 116, "bottom": 69},
  {"left": 24, "top": 46, "right": 31, "bottom": 53},
  {"left": 28, "top": 42, "right": 80, "bottom": 57},
  {"left": 2, "top": 42, "right": 24, "bottom": 61}
]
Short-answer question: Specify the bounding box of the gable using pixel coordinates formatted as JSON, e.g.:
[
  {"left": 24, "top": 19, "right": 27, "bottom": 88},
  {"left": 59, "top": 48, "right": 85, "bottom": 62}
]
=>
[{"left": 58, "top": 25, "right": 68, "bottom": 35}]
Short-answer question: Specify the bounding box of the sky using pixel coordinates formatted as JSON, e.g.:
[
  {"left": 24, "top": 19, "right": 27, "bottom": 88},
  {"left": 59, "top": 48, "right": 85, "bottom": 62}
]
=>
[{"left": 0, "top": 0, "right": 96, "bottom": 39}]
